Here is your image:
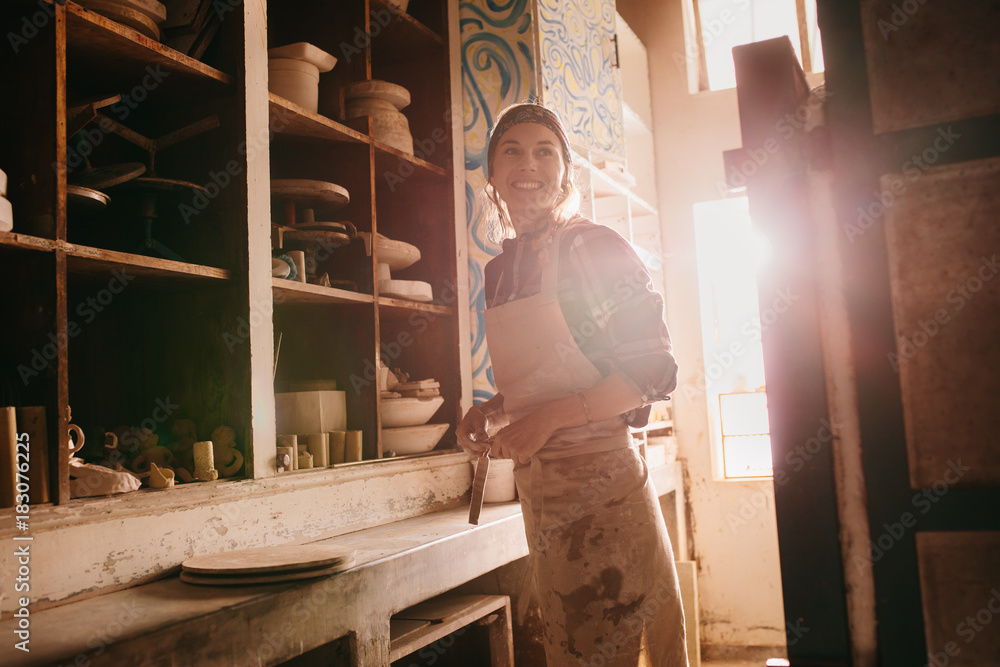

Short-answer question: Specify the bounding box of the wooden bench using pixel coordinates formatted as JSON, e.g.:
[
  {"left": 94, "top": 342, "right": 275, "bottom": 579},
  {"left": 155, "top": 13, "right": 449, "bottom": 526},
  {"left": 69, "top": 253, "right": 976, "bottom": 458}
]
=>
[{"left": 0, "top": 505, "right": 527, "bottom": 666}]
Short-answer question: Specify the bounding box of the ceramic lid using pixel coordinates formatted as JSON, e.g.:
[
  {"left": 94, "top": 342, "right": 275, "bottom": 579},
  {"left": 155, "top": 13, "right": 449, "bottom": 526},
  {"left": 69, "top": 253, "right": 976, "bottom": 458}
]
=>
[{"left": 267, "top": 42, "right": 338, "bottom": 71}]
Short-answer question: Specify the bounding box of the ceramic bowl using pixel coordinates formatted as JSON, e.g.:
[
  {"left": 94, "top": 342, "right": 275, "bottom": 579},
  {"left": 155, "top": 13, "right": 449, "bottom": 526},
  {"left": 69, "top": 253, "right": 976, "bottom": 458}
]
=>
[
  {"left": 381, "top": 396, "right": 444, "bottom": 428},
  {"left": 382, "top": 422, "right": 449, "bottom": 455},
  {"left": 379, "top": 278, "right": 432, "bottom": 302}
]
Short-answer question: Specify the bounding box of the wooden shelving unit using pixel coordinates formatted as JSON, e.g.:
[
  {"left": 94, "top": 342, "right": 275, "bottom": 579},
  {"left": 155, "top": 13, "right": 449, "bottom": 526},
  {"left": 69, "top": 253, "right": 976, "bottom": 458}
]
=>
[
  {"left": 2, "top": 0, "right": 463, "bottom": 506},
  {"left": 267, "top": 0, "right": 461, "bottom": 463}
]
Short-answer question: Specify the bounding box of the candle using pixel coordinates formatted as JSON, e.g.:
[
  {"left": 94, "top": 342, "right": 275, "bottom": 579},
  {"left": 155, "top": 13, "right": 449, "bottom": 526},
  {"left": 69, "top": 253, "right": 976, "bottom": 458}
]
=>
[
  {"left": 193, "top": 441, "right": 218, "bottom": 481},
  {"left": 297, "top": 451, "right": 314, "bottom": 469},
  {"left": 346, "top": 430, "right": 363, "bottom": 463},
  {"left": 276, "top": 446, "right": 295, "bottom": 472},
  {"left": 277, "top": 435, "right": 298, "bottom": 470},
  {"left": 329, "top": 431, "right": 346, "bottom": 464},
  {"left": 307, "top": 433, "right": 329, "bottom": 467}
]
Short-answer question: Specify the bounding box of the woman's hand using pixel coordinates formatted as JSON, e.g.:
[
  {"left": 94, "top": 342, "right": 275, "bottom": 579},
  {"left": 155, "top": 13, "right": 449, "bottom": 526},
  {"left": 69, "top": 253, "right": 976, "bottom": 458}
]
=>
[
  {"left": 457, "top": 396, "right": 508, "bottom": 455},
  {"left": 491, "top": 410, "right": 556, "bottom": 464},
  {"left": 457, "top": 405, "right": 490, "bottom": 455}
]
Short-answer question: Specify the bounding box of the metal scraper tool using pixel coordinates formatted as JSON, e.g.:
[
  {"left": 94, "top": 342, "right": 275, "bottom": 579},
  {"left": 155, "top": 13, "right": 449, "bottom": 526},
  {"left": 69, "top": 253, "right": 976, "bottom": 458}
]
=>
[{"left": 468, "top": 448, "right": 491, "bottom": 525}]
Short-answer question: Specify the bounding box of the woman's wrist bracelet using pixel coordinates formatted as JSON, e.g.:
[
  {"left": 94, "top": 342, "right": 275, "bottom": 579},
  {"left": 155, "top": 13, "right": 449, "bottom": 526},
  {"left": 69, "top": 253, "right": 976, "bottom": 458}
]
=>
[{"left": 577, "top": 392, "right": 593, "bottom": 424}]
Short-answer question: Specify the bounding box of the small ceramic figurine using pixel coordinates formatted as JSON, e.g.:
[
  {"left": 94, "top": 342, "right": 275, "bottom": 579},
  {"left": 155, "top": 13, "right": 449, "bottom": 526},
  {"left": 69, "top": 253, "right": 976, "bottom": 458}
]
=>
[
  {"left": 211, "top": 425, "right": 244, "bottom": 478},
  {"left": 130, "top": 429, "right": 176, "bottom": 473},
  {"left": 148, "top": 462, "right": 176, "bottom": 489},
  {"left": 170, "top": 419, "right": 198, "bottom": 473}
]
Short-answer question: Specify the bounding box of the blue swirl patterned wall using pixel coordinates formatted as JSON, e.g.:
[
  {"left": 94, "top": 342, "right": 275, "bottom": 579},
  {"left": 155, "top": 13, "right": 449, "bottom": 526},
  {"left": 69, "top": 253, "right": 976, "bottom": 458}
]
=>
[
  {"left": 537, "top": 0, "right": 624, "bottom": 158},
  {"left": 460, "top": 0, "right": 536, "bottom": 404}
]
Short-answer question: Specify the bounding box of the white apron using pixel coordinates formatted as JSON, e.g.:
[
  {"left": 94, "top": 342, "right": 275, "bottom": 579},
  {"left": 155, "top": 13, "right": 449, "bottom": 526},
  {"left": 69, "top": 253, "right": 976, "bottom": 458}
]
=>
[{"left": 484, "top": 221, "right": 689, "bottom": 667}]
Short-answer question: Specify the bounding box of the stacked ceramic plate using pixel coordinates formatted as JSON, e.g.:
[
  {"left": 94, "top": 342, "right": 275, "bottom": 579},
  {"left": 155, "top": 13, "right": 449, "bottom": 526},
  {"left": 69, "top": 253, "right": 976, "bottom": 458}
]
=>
[
  {"left": 181, "top": 544, "right": 356, "bottom": 586},
  {"left": 78, "top": 0, "right": 167, "bottom": 40},
  {"left": 344, "top": 81, "right": 414, "bottom": 154}
]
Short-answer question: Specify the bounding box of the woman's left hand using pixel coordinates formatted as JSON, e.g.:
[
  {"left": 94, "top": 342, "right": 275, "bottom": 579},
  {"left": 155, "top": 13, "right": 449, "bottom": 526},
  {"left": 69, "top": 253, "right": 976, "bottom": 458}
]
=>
[{"left": 491, "top": 410, "right": 556, "bottom": 464}]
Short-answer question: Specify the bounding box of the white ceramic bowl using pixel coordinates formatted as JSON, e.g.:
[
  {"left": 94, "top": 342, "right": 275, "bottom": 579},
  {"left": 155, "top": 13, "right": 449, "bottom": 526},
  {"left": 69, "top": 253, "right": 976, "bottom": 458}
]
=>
[
  {"left": 383, "top": 423, "right": 449, "bottom": 455},
  {"left": 381, "top": 396, "right": 444, "bottom": 428},
  {"left": 379, "top": 278, "right": 432, "bottom": 302}
]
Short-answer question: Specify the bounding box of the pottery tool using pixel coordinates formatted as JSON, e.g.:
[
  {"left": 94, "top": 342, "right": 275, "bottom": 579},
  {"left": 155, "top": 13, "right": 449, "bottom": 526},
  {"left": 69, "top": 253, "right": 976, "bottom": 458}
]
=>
[
  {"left": 273, "top": 331, "right": 282, "bottom": 380},
  {"left": 468, "top": 447, "right": 492, "bottom": 525}
]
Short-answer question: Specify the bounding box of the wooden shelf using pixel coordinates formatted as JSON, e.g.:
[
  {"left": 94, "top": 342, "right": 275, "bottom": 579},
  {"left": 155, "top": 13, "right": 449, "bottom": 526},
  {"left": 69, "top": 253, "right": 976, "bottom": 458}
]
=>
[
  {"left": 268, "top": 94, "right": 367, "bottom": 144},
  {"left": 370, "top": 0, "right": 445, "bottom": 65},
  {"left": 65, "top": 2, "right": 232, "bottom": 88},
  {"left": 377, "top": 296, "right": 453, "bottom": 318},
  {"left": 63, "top": 242, "right": 231, "bottom": 281},
  {"left": 0, "top": 231, "right": 58, "bottom": 253},
  {"left": 373, "top": 141, "right": 447, "bottom": 180},
  {"left": 272, "top": 278, "right": 374, "bottom": 305},
  {"left": 390, "top": 593, "right": 512, "bottom": 664}
]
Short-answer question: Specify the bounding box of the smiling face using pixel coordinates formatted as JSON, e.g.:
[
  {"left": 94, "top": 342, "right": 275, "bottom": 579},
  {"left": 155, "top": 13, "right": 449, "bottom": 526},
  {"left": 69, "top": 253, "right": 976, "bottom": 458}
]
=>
[{"left": 488, "top": 122, "right": 568, "bottom": 234}]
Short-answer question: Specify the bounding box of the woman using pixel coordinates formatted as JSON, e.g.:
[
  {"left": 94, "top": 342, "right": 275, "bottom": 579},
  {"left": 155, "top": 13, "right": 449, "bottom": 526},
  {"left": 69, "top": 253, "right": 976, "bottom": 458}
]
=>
[{"left": 458, "top": 103, "right": 689, "bottom": 666}]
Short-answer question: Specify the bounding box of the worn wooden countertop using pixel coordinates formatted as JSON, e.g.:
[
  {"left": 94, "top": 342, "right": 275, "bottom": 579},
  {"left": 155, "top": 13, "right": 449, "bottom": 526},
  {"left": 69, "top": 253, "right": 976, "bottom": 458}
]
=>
[{"left": 1, "top": 503, "right": 526, "bottom": 666}]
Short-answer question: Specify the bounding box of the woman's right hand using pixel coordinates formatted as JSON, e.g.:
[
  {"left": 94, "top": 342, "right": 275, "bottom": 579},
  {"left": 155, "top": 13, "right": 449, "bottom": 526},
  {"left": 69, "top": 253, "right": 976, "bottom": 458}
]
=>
[
  {"left": 457, "top": 405, "right": 492, "bottom": 455},
  {"left": 457, "top": 396, "right": 506, "bottom": 455}
]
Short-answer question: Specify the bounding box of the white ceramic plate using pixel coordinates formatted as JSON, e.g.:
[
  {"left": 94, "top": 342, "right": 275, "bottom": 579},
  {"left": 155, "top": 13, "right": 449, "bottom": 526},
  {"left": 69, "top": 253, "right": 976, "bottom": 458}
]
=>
[
  {"left": 381, "top": 396, "right": 444, "bottom": 428},
  {"left": 382, "top": 422, "right": 449, "bottom": 455}
]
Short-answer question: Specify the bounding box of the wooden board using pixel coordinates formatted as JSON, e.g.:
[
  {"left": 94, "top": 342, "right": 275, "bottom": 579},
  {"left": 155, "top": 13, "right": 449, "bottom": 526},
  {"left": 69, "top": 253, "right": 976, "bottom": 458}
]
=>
[
  {"left": 182, "top": 544, "right": 355, "bottom": 575},
  {"left": 179, "top": 558, "right": 355, "bottom": 586},
  {"left": 389, "top": 618, "right": 432, "bottom": 643}
]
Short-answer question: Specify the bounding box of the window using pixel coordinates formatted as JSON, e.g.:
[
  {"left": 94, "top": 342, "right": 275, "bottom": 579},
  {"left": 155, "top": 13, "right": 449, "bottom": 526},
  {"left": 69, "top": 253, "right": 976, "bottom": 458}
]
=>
[
  {"left": 693, "top": 197, "right": 773, "bottom": 478},
  {"left": 691, "top": 0, "right": 824, "bottom": 91},
  {"left": 719, "top": 391, "right": 772, "bottom": 477}
]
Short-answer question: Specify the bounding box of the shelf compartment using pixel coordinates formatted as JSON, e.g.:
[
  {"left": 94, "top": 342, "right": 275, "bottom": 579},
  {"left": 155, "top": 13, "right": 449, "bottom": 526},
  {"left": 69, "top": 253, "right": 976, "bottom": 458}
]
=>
[
  {"left": 272, "top": 278, "right": 374, "bottom": 306},
  {"left": 269, "top": 94, "right": 367, "bottom": 145},
  {"left": 65, "top": 1, "right": 232, "bottom": 89},
  {"left": 63, "top": 243, "right": 230, "bottom": 281},
  {"left": 0, "top": 232, "right": 59, "bottom": 253},
  {"left": 370, "top": 0, "right": 445, "bottom": 64}
]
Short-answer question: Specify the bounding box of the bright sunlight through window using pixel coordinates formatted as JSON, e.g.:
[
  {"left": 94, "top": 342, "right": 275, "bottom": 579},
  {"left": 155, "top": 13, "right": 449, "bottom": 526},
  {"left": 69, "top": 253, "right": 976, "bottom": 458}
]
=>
[
  {"left": 696, "top": 0, "right": 824, "bottom": 91},
  {"left": 694, "top": 197, "right": 773, "bottom": 478}
]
